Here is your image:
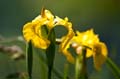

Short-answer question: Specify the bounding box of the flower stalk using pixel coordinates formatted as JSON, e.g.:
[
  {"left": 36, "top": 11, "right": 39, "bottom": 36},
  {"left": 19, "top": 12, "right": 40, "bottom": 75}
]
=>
[
  {"left": 106, "top": 57, "right": 120, "bottom": 79},
  {"left": 75, "top": 47, "right": 88, "bottom": 79}
]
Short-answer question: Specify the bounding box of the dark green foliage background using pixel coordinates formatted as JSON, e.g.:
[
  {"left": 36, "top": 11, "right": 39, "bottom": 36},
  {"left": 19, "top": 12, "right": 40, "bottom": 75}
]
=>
[{"left": 0, "top": 0, "right": 120, "bottom": 79}]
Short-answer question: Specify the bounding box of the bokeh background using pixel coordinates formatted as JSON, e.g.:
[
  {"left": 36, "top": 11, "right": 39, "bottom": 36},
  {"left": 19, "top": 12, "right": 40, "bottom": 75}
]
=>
[{"left": 0, "top": 0, "right": 120, "bottom": 79}]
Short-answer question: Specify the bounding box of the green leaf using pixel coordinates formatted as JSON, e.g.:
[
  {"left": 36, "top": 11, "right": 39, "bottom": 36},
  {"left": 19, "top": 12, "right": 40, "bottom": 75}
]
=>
[
  {"left": 26, "top": 40, "right": 33, "bottom": 79},
  {"left": 46, "top": 28, "right": 56, "bottom": 79},
  {"left": 36, "top": 50, "right": 63, "bottom": 79},
  {"left": 106, "top": 57, "right": 120, "bottom": 79}
]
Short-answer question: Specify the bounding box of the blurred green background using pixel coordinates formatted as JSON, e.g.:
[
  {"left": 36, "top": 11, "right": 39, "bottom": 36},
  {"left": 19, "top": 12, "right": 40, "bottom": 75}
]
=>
[{"left": 0, "top": 0, "right": 120, "bottom": 79}]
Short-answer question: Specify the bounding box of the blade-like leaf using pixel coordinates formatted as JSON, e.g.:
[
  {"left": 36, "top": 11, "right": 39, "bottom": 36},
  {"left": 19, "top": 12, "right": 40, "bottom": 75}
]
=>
[
  {"left": 26, "top": 40, "right": 33, "bottom": 79},
  {"left": 106, "top": 57, "right": 120, "bottom": 79},
  {"left": 46, "top": 28, "right": 56, "bottom": 79}
]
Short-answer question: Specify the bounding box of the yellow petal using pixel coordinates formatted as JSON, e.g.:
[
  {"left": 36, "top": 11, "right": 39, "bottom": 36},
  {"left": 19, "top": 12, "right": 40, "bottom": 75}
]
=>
[
  {"left": 32, "top": 36, "right": 50, "bottom": 49},
  {"left": 23, "top": 22, "right": 50, "bottom": 49},
  {"left": 72, "top": 29, "right": 99, "bottom": 48},
  {"left": 41, "top": 8, "right": 54, "bottom": 20},
  {"left": 86, "top": 49, "right": 93, "bottom": 57},
  {"left": 55, "top": 17, "right": 75, "bottom": 63},
  {"left": 59, "top": 28, "right": 75, "bottom": 63},
  {"left": 62, "top": 49, "right": 75, "bottom": 63},
  {"left": 93, "top": 42, "right": 108, "bottom": 70}
]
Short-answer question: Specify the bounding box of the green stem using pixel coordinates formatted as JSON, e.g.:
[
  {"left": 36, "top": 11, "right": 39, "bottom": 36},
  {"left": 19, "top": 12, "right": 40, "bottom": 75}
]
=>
[
  {"left": 82, "top": 49, "right": 88, "bottom": 79},
  {"left": 106, "top": 57, "right": 120, "bottom": 79},
  {"left": 64, "top": 63, "right": 69, "bottom": 79},
  {"left": 75, "top": 48, "right": 88, "bottom": 79}
]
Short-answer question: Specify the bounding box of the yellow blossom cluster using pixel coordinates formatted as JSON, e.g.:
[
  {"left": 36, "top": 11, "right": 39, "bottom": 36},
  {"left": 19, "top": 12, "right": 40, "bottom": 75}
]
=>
[{"left": 22, "top": 8, "right": 108, "bottom": 70}]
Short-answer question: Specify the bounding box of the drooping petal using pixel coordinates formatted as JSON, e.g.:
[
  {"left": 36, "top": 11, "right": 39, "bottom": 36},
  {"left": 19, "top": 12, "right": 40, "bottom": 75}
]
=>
[
  {"left": 93, "top": 42, "right": 108, "bottom": 70},
  {"left": 23, "top": 22, "right": 50, "bottom": 49},
  {"left": 62, "top": 48, "right": 75, "bottom": 63},
  {"left": 55, "top": 16, "right": 75, "bottom": 63}
]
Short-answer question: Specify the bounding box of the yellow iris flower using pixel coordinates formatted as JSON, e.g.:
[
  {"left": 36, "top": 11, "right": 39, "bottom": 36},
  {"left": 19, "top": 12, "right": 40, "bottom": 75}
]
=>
[
  {"left": 62, "top": 29, "right": 108, "bottom": 70},
  {"left": 23, "top": 8, "right": 75, "bottom": 55}
]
